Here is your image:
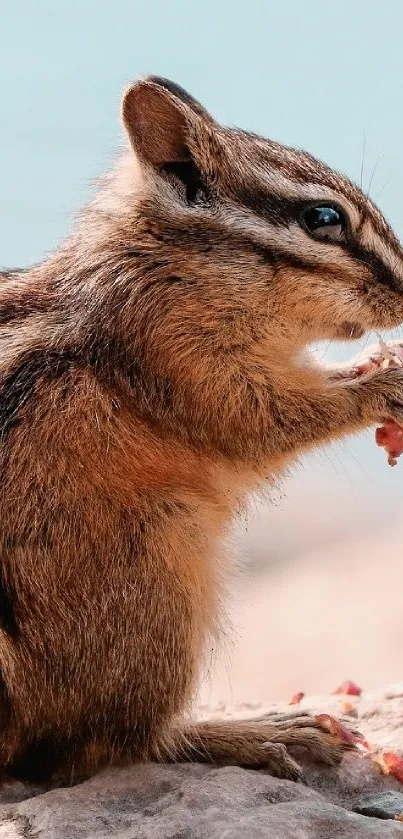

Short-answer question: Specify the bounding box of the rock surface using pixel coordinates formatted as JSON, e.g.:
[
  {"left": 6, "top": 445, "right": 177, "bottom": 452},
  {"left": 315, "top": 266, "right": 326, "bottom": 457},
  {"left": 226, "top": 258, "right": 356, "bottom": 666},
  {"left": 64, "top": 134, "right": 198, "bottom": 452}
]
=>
[
  {"left": 353, "top": 790, "right": 403, "bottom": 819},
  {"left": 3, "top": 687, "right": 403, "bottom": 837}
]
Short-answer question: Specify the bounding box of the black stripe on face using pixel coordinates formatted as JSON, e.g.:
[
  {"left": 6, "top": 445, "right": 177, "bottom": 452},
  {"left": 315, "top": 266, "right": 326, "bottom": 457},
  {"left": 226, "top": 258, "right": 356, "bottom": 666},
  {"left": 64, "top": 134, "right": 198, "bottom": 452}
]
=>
[
  {"left": 253, "top": 244, "right": 320, "bottom": 274},
  {"left": 235, "top": 189, "right": 302, "bottom": 227},
  {"left": 346, "top": 242, "right": 402, "bottom": 294},
  {"left": 236, "top": 190, "right": 402, "bottom": 293},
  {"left": 257, "top": 239, "right": 402, "bottom": 294}
]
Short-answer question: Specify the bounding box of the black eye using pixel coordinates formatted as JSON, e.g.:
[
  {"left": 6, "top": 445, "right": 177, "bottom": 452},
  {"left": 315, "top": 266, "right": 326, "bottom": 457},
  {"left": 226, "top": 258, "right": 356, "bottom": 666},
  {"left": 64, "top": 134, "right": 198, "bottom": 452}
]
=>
[{"left": 300, "top": 204, "right": 347, "bottom": 243}]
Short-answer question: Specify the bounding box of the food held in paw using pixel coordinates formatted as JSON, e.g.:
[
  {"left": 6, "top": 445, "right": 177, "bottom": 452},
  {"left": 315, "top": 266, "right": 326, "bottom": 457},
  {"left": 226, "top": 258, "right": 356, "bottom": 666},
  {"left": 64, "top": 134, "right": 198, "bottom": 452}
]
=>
[
  {"left": 375, "top": 420, "right": 403, "bottom": 467},
  {"left": 352, "top": 340, "right": 403, "bottom": 467}
]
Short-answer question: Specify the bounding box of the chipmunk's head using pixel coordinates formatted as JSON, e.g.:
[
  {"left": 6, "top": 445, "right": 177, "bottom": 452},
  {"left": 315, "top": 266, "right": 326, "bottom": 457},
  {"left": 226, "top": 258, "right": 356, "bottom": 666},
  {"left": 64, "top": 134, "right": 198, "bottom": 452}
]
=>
[{"left": 120, "top": 77, "right": 403, "bottom": 359}]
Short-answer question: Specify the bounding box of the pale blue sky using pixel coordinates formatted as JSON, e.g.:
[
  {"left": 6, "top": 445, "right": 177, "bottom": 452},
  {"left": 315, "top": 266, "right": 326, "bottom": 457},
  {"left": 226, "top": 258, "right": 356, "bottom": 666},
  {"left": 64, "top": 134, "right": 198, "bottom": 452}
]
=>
[
  {"left": 1, "top": 0, "right": 403, "bottom": 488},
  {"left": 2, "top": 1, "right": 403, "bottom": 265}
]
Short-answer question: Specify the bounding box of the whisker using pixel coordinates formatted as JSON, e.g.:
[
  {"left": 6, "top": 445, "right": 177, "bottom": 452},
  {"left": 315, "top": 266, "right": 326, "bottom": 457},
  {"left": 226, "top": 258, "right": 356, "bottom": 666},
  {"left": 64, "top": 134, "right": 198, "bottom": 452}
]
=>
[{"left": 366, "top": 155, "right": 382, "bottom": 201}]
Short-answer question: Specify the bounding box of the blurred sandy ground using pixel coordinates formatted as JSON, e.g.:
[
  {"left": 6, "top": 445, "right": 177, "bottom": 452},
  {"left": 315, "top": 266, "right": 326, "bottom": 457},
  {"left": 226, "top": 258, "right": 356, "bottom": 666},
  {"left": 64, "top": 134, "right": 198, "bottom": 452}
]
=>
[{"left": 198, "top": 425, "right": 403, "bottom": 707}]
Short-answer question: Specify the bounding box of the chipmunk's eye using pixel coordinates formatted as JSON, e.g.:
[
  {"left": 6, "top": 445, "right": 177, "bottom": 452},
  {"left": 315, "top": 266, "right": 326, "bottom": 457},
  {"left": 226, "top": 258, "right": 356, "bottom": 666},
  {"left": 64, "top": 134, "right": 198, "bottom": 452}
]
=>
[{"left": 300, "top": 204, "right": 347, "bottom": 243}]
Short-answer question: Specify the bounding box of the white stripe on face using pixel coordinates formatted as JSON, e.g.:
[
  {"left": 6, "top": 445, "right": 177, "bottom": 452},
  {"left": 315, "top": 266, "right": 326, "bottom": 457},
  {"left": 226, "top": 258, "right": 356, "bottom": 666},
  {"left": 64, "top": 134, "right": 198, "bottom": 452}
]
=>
[
  {"left": 217, "top": 205, "right": 361, "bottom": 274},
  {"left": 147, "top": 157, "right": 403, "bottom": 288},
  {"left": 238, "top": 158, "right": 403, "bottom": 281},
  {"left": 153, "top": 191, "right": 363, "bottom": 278},
  {"left": 360, "top": 218, "right": 403, "bottom": 283}
]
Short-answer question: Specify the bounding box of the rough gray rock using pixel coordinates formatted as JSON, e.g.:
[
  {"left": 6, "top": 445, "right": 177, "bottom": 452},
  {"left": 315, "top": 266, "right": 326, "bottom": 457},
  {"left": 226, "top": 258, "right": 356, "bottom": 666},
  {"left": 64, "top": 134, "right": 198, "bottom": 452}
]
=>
[
  {"left": 353, "top": 790, "right": 403, "bottom": 819},
  {"left": 2, "top": 687, "right": 403, "bottom": 838},
  {"left": 1, "top": 763, "right": 403, "bottom": 839}
]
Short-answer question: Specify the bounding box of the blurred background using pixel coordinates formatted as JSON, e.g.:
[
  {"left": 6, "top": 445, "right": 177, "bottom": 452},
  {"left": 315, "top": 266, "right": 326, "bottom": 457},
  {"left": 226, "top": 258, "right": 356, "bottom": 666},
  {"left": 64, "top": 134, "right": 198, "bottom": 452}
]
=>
[{"left": 1, "top": 0, "right": 403, "bottom": 704}]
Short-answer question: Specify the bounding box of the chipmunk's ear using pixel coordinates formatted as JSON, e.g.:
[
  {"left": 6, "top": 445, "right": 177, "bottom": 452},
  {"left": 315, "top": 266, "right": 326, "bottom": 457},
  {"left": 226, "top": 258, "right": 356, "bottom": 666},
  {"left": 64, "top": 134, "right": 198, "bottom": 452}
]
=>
[{"left": 121, "top": 77, "right": 213, "bottom": 167}]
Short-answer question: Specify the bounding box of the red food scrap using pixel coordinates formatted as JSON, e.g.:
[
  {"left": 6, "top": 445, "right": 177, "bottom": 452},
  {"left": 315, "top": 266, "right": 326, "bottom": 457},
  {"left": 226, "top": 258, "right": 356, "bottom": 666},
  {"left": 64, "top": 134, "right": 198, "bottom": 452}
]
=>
[
  {"left": 316, "top": 713, "right": 370, "bottom": 751},
  {"left": 333, "top": 680, "right": 362, "bottom": 697},
  {"left": 375, "top": 751, "right": 403, "bottom": 784},
  {"left": 316, "top": 714, "right": 357, "bottom": 746},
  {"left": 289, "top": 691, "right": 305, "bottom": 705}
]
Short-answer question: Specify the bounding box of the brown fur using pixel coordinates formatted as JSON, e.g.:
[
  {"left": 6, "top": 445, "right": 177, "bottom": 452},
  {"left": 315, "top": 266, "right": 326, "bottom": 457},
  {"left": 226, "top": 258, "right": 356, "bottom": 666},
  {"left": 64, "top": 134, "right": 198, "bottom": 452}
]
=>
[{"left": 0, "top": 76, "right": 403, "bottom": 783}]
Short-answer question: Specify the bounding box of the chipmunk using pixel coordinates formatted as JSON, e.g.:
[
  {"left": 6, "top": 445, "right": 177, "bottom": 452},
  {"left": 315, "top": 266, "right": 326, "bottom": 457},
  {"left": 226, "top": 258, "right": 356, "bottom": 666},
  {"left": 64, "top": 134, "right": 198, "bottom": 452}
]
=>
[{"left": 0, "top": 75, "right": 403, "bottom": 785}]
